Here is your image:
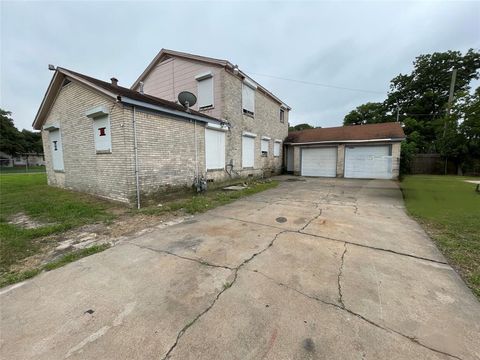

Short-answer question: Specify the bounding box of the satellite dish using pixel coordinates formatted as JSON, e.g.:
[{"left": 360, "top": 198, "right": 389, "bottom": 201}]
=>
[{"left": 178, "top": 91, "right": 197, "bottom": 108}]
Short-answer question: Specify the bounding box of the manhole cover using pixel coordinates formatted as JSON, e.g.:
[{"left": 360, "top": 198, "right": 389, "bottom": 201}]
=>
[{"left": 276, "top": 217, "right": 287, "bottom": 223}]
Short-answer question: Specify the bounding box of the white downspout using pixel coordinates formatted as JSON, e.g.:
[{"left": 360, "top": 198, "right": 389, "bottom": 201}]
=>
[
  {"left": 194, "top": 120, "right": 198, "bottom": 179},
  {"left": 133, "top": 106, "right": 141, "bottom": 209}
]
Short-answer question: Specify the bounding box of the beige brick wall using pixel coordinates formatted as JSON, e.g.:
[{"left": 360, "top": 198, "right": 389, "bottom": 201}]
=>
[
  {"left": 221, "top": 71, "right": 289, "bottom": 180},
  {"left": 42, "top": 81, "right": 134, "bottom": 203},
  {"left": 391, "top": 142, "right": 401, "bottom": 179},
  {"left": 131, "top": 108, "right": 206, "bottom": 198},
  {"left": 42, "top": 81, "right": 208, "bottom": 203}
]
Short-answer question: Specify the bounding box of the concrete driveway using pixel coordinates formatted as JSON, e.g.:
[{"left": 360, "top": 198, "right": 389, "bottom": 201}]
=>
[{"left": 1, "top": 177, "right": 479, "bottom": 360}]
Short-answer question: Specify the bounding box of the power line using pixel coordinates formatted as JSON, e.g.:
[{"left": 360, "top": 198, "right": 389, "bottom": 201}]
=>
[{"left": 243, "top": 70, "right": 386, "bottom": 95}]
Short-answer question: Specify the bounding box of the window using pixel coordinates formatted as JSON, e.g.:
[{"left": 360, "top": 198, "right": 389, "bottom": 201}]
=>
[
  {"left": 242, "top": 81, "right": 255, "bottom": 116},
  {"left": 274, "top": 140, "right": 281, "bottom": 157},
  {"left": 196, "top": 72, "right": 214, "bottom": 110},
  {"left": 280, "top": 109, "right": 285, "bottom": 123},
  {"left": 242, "top": 134, "right": 256, "bottom": 168},
  {"left": 93, "top": 115, "right": 112, "bottom": 153},
  {"left": 261, "top": 137, "right": 270, "bottom": 157},
  {"left": 205, "top": 128, "right": 225, "bottom": 170}
]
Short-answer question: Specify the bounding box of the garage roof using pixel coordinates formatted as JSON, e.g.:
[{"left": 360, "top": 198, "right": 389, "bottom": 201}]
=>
[{"left": 286, "top": 122, "right": 405, "bottom": 144}]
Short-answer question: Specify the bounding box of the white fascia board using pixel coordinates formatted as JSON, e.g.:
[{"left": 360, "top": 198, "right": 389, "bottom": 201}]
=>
[
  {"left": 85, "top": 105, "right": 110, "bottom": 118},
  {"left": 242, "top": 131, "right": 257, "bottom": 138},
  {"left": 261, "top": 136, "right": 271, "bottom": 141},
  {"left": 284, "top": 138, "right": 405, "bottom": 145},
  {"left": 243, "top": 78, "right": 257, "bottom": 90},
  {"left": 195, "top": 71, "right": 213, "bottom": 81},
  {"left": 206, "top": 123, "right": 228, "bottom": 132},
  {"left": 43, "top": 123, "right": 60, "bottom": 131}
]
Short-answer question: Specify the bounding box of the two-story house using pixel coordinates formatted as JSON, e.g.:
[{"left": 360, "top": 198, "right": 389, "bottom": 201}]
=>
[{"left": 33, "top": 50, "right": 290, "bottom": 206}]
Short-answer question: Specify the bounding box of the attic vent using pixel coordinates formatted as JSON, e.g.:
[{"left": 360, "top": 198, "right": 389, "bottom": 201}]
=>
[{"left": 61, "top": 79, "right": 71, "bottom": 87}]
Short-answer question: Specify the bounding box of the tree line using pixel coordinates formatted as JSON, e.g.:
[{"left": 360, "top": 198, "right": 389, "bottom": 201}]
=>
[
  {"left": 343, "top": 49, "right": 480, "bottom": 175},
  {"left": 0, "top": 109, "right": 43, "bottom": 156}
]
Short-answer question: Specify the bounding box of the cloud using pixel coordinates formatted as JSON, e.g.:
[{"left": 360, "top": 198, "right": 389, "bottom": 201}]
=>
[{"left": 1, "top": 1, "right": 478, "bottom": 130}]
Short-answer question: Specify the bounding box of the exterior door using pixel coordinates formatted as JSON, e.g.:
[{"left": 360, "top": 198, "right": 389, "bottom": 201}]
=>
[
  {"left": 49, "top": 129, "right": 64, "bottom": 171},
  {"left": 344, "top": 145, "right": 392, "bottom": 179},
  {"left": 301, "top": 147, "right": 337, "bottom": 177}
]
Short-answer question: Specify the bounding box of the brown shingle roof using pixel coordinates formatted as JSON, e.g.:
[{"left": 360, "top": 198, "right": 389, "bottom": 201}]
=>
[{"left": 286, "top": 123, "right": 405, "bottom": 144}]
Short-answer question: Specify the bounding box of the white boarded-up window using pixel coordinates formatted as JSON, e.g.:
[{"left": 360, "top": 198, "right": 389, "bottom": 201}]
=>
[
  {"left": 49, "top": 129, "right": 64, "bottom": 171},
  {"left": 93, "top": 115, "right": 112, "bottom": 152},
  {"left": 274, "top": 141, "right": 281, "bottom": 157},
  {"left": 242, "top": 84, "right": 255, "bottom": 116},
  {"left": 197, "top": 76, "right": 214, "bottom": 109},
  {"left": 261, "top": 138, "right": 269, "bottom": 156},
  {"left": 242, "top": 135, "right": 255, "bottom": 168},
  {"left": 205, "top": 128, "right": 225, "bottom": 170}
]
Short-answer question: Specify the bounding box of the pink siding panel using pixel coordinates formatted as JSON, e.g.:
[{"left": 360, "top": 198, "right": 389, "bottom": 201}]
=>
[{"left": 141, "top": 57, "right": 224, "bottom": 119}]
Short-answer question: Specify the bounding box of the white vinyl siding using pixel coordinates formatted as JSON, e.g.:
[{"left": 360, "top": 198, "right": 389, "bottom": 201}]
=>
[
  {"left": 49, "top": 129, "right": 64, "bottom": 171},
  {"left": 274, "top": 141, "right": 281, "bottom": 157},
  {"left": 242, "top": 84, "right": 255, "bottom": 116},
  {"left": 242, "top": 135, "right": 255, "bottom": 168},
  {"left": 93, "top": 115, "right": 112, "bottom": 152},
  {"left": 344, "top": 145, "right": 392, "bottom": 179},
  {"left": 301, "top": 147, "right": 337, "bottom": 177},
  {"left": 205, "top": 128, "right": 225, "bottom": 170},
  {"left": 197, "top": 76, "right": 214, "bottom": 109}
]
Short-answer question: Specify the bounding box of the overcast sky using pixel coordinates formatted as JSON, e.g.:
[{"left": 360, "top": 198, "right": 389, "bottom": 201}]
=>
[{"left": 1, "top": 1, "right": 479, "bottom": 130}]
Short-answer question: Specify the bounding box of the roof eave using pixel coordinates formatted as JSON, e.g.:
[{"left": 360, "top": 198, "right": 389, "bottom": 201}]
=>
[
  {"left": 285, "top": 137, "right": 405, "bottom": 145},
  {"left": 119, "top": 96, "right": 225, "bottom": 125}
]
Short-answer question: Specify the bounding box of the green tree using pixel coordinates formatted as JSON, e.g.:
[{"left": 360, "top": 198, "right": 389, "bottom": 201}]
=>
[
  {"left": 21, "top": 129, "right": 43, "bottom": 154},
  {"left": 0, "top": 109, "right": 24, "bottom": 156},
  {"left": 344, "top": 102, "right": 393, "bottom": 125},
  {"left": 289, "top": 123, "right": 315, "bottom": 131}
]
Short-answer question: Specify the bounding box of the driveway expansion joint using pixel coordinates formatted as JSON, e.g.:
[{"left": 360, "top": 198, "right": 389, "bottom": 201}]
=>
[
  {"left": 296, "top": 230, "right": 448, "bottom": 266},
  {"left": 248, "top": 269, "right": 463, "bottom": 360},
  {"left": 126, "top": 242, "right": 235, "bottom": 270}
]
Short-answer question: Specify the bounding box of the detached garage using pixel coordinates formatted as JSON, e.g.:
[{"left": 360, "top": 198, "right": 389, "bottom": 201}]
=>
[{"left": 285, "top": 122, "right": 405, "bottom": 180}]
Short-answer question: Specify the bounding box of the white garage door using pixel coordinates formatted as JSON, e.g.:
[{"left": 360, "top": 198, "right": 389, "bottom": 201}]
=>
[
  {"left": 301, "top": 147, "right": 337, "bottom": 177},
  {"left": 344, "top": 145, "right": 392, "bottom": 179}
]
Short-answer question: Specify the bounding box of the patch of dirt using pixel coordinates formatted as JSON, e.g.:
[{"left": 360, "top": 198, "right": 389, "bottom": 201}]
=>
[
  {"left": 8, "top": 212, "right": 54, "bottom": 229},
  {"left": 9, "top": 211, "right": 190, "bottom": 273}
]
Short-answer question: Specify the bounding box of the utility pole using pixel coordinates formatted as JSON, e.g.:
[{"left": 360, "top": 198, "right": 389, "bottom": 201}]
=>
[{"left": 443, "top": 68, "right": 457, "bottom": 175}]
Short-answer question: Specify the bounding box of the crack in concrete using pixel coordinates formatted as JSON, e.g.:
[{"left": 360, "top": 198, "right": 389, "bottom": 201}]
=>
[
  {"left": 299, "top": 208, "right": 323, "bottom": 231},
  {"left": 248, "top": 269, "right": 463, "bottom": 360},
  {"left": 338, "top": 243, "right": 347, "bottom": 308},
  {"left": 126, "top": 243, "right": 235, "bottom": 270},
  {"left": 162, "top": 229, "right": 288, "bottom": 359},
  {"left": 296, "top": 230, "right": 448, "bottom": 266}
]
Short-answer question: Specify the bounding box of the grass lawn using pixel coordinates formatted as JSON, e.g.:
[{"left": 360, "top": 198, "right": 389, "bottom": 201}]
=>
[
  {"left": 0, "top": 173, "right": 115, "bottom": 275},
  {"left": 401, "top": 175, "right": 480, "bottom": 298},
  {"left": 0, "top": 173, "right": 278, "bottom": 288}
]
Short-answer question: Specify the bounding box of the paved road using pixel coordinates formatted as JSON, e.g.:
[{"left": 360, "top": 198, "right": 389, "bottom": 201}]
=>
[{"left": 1, "top": 177, "right": 479, "bottom": 360}]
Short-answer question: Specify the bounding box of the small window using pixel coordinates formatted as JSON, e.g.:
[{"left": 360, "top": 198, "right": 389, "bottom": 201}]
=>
[
  {"left": 274, "top": 141, "right": 281, "bottom": 157},
  {"left": 242, "top": 135, "right": 255, "bottom": 168},
  {"left": 197, "top": 74, "right": 214, "bottom": 110},
  {"left": 242, "top": 83, "right": 255, "bottom": 116},
  {"left": 261, "top": 138, "right": 269, "bottom": 157},
  {"left": 93, "top": 115, "right": 112, "bottom": 153},
  {"left": 280, "top": 109, "right": 285, "bottom": 123}
]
